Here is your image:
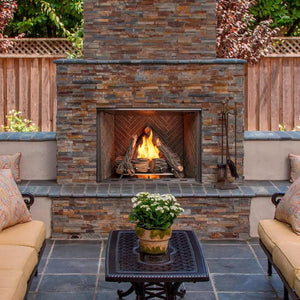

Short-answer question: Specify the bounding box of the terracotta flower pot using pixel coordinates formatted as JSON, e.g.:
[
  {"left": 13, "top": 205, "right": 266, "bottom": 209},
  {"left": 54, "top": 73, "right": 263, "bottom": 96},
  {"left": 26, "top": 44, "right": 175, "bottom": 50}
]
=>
[{"left": 135, "top": 226, "right": 172, "bottom": 254}]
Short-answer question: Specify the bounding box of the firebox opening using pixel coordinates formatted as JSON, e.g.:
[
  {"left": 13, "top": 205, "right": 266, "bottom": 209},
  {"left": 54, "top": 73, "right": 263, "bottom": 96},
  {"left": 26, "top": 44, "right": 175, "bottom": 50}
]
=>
[{"left": 96, "top": 108, "right": 202, "bottom": 182}]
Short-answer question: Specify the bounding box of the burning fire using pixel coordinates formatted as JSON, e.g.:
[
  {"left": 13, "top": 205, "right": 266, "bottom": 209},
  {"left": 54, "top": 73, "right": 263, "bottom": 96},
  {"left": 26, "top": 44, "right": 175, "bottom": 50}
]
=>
[{"left": 137, "top": 130, "right": 160, "bottom": 160}]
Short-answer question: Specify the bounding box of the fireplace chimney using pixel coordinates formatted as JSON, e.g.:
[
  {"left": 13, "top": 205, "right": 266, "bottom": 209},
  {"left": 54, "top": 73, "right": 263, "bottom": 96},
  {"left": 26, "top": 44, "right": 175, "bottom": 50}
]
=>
[{"left": 83, "top": 0, "right": 216, "bottom": 60}]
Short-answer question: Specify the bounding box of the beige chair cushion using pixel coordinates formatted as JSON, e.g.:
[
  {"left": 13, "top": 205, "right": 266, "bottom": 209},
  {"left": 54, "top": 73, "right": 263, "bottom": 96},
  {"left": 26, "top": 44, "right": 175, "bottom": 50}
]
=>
[
  {"left": 273, "top": 242, "right": 300, "bottom": 289},
  {"left": 0, "top": 270, "right": 27, "bottom": 300},
  {"left": 295, "top": 273, "right": 300, "bottom": 298},
  {"left": 258, "top": 219, "right": 300, "bottom": 254},
  {"left": 0, "top": 245, "right": 37, "bottom": 279},
  {"left": 0, "top": 220, "right": 46, "bottom": 253}
]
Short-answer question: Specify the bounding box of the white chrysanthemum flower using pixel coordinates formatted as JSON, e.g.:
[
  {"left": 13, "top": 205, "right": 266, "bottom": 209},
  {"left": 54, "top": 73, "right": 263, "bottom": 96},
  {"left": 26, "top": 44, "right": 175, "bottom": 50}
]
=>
[
  {"left": 155, "top": 207, "right": 164, "bottom": 212},
  {"left": 130, "top": 192, "right": 182, "bottom": 228},
  {"left": 137, "top": 192, "right": 148, "bottom": 197}
]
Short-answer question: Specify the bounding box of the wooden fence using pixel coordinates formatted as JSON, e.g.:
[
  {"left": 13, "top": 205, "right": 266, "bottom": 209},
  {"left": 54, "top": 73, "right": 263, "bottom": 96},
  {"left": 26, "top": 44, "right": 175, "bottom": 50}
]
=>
[
  {"left": 0, "top": 39, "right": 70, "bottom": 131},
  {"left": 0, "top": 57, "right": 60, "bottom": 131},
  {"left": 0, "top": 38, "right": 299, "bottom": 131},
  {"left": 244, "top": 57, "right": 300, "bottom": 131}
]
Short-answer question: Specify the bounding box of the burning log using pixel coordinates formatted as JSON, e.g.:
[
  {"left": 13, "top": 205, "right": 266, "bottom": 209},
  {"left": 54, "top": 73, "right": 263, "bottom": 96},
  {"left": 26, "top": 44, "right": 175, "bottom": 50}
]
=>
[
  {"left": 156, "top": 139, "right": 184, "bottom": 178},
  {"left": 116, "top": 135, "right": 137, "bottom": 176},
  {"left": 132, "top": 158, "right": 149, "bottom": 173},
  {"left": 149, "top": 158, "right": 169, "bottom": 173},
  {"left": 144, "top": 127, "right": 184, "bottom": 178},
  {"left": 114, "top": 156, "right": 123, "bottom": 170}
]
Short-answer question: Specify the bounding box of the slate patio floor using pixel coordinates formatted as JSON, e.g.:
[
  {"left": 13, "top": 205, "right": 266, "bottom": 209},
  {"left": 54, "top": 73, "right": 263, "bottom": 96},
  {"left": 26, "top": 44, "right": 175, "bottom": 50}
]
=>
[{"left": 28, "top": 238, "right": 286, "bottom": 300}]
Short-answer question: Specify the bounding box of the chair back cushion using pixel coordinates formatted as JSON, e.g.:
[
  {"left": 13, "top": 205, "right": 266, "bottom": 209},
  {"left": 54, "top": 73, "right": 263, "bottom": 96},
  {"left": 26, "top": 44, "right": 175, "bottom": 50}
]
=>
[
  {"left": 0, "top": 169, "right": 31, "bottom": 232},
  {"left": 0, "top": 153, "right": 21, "bottom": 182},
  {"left": 289, "top": 154, "right": 300, "bottom": 183},
  {"left": 275, "top": 176, "right": 300, "bottom": 235}
]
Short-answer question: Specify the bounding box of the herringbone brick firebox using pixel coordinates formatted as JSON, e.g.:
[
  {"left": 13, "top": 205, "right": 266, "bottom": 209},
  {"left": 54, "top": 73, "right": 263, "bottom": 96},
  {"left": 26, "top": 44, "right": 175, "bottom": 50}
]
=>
[
  {"left": 97, "top": 108, "right": 202, "bottom": 181},
  {"left": 53, "top": 0, "right": 248, "bottom": 239}
]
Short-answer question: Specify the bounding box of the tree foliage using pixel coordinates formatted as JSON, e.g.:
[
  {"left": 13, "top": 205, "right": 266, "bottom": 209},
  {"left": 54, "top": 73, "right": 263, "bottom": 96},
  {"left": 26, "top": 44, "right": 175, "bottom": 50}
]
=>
[
  {"left": 216, "top": 0, "right": 279, "bottom": 63},
  {"left": 4, "top": 0, "right": 83, "bottom": 57},
  {"left": 0, "top": 0, "right": 20, "bottom": 52},
  {"left": 0, "top": 0, "right": 17, "bottom": 32},
  {"left": 4, "top": 0, "right": 82, "bottom": 38},
  {"left": 250, "top": 0, "right": 300, "bottom": 36}
]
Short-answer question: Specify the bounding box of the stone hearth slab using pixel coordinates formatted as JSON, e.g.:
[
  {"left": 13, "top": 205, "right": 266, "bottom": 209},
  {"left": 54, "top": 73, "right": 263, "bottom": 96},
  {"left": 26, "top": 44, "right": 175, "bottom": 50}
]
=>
[{"left": 18, "top": 179, "right": 291, "bottom": 198}]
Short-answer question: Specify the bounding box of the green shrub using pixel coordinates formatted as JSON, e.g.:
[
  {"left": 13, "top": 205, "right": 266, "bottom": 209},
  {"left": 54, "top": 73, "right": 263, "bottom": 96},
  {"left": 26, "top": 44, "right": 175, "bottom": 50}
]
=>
[
  {"left": 1, "top": 110, "right": 39, "bottom": 132},
  {"left": 279, "top": 123, "right": 300, "bottom": 131}
]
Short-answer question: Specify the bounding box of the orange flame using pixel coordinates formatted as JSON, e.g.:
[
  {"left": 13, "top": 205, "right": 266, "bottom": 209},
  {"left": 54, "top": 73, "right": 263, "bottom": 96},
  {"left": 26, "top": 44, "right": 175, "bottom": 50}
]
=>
[
  {"left": 137, "top": 130, "right": 160, "bottom": 160},
  {"left": 137, "top": 175, "right": 160, "bottom": 179}
]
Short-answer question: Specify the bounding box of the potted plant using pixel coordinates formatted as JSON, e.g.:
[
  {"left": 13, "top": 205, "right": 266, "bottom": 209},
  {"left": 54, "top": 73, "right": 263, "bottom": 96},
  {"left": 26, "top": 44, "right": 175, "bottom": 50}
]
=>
[{"left": 129, "top": 192, "right": 184, "bottom": 254}]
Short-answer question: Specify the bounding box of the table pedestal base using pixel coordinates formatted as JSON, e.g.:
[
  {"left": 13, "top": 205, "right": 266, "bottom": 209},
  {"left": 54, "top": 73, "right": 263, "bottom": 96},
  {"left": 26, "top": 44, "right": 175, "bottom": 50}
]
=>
[{"left": 118, "top": 282, "right": 186, "bottom": 300}]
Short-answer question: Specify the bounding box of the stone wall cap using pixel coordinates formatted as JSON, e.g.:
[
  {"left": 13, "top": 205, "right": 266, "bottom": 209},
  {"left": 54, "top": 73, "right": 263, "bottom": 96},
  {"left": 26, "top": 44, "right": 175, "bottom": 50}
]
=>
[
  {"left": 4, "top": 131, "right": 299, "bottom": 142},
  {"left": 0, "top": 132, "right": 56, "bottom": 141},
  {"left": 245, "top": 131, "right": 300, "bottom": 141},
  {"left": 54, "top": 58, "right": 247, "bottom": 65}
]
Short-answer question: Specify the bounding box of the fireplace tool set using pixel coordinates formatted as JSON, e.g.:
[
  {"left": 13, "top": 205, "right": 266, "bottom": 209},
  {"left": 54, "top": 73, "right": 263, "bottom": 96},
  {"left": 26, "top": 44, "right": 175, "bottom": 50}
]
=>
[{"left": 216, "top": 101, "right": 239, "bottom": 189}]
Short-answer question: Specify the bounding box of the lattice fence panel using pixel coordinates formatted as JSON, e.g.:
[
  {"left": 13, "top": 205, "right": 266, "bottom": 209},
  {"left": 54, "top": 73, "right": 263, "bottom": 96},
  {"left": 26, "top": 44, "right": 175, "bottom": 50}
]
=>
[
  {"left": 0, "top": 38, "right": 73, "bottom": 57},
  {"left": 267, "top": 38, "right": 300, "bottom": 57},
  {"left": 1, "top": 37, "right": 299, "bottom": 57}
]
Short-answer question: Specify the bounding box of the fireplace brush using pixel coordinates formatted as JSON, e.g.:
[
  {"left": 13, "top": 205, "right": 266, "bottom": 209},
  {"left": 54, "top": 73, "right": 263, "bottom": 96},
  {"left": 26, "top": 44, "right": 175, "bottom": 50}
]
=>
[{"left": 225, "top": 108, "right": 239, "bottom": 179}]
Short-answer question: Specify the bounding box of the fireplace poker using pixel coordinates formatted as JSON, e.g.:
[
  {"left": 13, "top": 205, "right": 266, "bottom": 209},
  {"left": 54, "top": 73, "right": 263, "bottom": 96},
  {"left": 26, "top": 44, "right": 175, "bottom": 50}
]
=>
[{"left": 217, "top": 103, "right": 226, "bottom": 182}]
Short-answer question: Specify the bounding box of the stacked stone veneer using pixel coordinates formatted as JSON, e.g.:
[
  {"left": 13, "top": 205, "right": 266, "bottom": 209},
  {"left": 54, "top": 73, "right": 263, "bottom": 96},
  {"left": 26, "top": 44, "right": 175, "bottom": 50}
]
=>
[
  {"left": 52, "top": 196, "right": 250, "bottom": 239},
  {"left": 83, "top": 0, "right": 216, "bottom": 60},
  {"left": 56, "top": 60, "right": 245, "bottom": 184}
]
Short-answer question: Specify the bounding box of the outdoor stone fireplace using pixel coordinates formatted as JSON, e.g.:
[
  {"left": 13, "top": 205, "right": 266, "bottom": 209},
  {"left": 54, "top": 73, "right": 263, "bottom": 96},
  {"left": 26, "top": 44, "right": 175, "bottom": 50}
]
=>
[
  {"left": 56, "top": 57, "right": 244, "bottom": 184},
  {"left": 52, "top": 0, "right": 248, "bottom": 239},
  {"left": 55, "top": 0, "right": 245, "bottom": 185}
]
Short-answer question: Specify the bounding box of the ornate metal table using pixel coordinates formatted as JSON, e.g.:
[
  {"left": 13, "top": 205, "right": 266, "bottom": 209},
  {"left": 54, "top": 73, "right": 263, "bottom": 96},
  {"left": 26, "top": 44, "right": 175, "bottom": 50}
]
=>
[{"left": 105, "top": 230, "right": 209, "bottom": 300}]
